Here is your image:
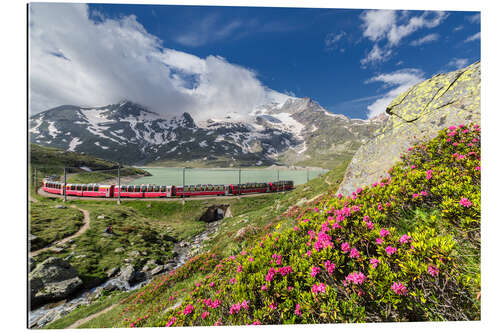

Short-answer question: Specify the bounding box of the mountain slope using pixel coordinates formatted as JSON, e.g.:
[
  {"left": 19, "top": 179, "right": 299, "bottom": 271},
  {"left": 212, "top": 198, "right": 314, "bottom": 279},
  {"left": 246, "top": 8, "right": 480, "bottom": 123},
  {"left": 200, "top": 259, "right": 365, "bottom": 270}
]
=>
[
  {"left": 71, "top": 124, "right": 480, "bottom": 327},
  {"left": 29, "top": 99, "right": 386, "bottom": 168}
]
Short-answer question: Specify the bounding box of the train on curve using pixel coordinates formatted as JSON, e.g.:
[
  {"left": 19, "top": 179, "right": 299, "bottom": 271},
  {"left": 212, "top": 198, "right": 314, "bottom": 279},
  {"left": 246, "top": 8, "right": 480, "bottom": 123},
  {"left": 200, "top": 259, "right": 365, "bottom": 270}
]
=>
[{"left": 42, "top": 179, "right": 294, "bottom": 198}]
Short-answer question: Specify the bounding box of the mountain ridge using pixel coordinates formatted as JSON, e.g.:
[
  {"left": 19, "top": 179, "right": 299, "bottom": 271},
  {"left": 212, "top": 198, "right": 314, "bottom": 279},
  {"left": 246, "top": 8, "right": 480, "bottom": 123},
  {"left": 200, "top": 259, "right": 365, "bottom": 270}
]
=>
[{"left": 29, "top": 98, "right": 386, "bottom": 168}]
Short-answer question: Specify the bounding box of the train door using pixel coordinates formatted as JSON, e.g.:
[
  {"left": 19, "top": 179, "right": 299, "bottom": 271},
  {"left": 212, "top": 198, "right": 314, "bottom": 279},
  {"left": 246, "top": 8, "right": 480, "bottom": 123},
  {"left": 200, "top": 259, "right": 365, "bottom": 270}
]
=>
[
  {"left": 225, "top": 185, "right": 229, "bottom": 196},
  {"left": 166, "top": 186, "right": 172, "bottom": 198},
  {"left": 105, "top": 187, "right": 111, "bottom": 198}
]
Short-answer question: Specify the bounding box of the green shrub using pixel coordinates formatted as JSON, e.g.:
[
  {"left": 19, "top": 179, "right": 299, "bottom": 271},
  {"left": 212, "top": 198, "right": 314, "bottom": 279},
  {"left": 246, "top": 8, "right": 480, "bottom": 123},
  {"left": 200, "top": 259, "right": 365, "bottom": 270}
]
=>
[{"left": 123, "top": 124, "right": 481, "bottom": 326}]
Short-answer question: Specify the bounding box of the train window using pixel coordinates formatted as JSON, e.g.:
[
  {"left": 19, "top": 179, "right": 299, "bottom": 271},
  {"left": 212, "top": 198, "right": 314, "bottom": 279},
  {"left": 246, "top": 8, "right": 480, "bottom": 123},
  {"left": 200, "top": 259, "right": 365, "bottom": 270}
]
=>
[
  {"left": 141, "top": 185, "right": 147, "bottom": 192},
  {"left": 148, "top": 185, "right": 153, "bottom": 192},
  {"left": 83, "top": 185, "right": 88, "bottom": 191},
  {"left": 71, "top": 185, "right": 75, "bottom": 190},
  {"left": 127, "top": 186, "right": 132, "bottom": 192},
  {"left": 77, "top": 185, "right": 82, "bottom": 191},
  {"left": 154, "top": 186, "right": 160, "bottom": 192},
  {"left": 161, "top": 185, "right": 166, "bottom": 192},
  {"left": 134, "top": 186, "right": 140, "bottom": 192},
  {"left": 94, "top": 185, "right": 99, "bottom": 191}
]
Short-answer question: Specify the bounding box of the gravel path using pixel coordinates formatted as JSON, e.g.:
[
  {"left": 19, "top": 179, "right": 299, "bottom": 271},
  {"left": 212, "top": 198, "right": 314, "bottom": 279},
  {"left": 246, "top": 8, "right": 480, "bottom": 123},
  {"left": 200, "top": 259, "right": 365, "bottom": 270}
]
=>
[
  {"left": 66, "top": 304, "right": 118, "bottom": 329},
  {"left": 30, "top": 205, "right": 91, "bottom": 257}
]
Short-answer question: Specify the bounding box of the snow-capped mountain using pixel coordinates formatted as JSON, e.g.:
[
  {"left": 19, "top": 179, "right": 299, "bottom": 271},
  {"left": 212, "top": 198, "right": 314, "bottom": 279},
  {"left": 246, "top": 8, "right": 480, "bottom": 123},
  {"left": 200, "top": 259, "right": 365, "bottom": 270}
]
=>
[{"left": 29, "top": 99, "right": 386, "bottom": 167}]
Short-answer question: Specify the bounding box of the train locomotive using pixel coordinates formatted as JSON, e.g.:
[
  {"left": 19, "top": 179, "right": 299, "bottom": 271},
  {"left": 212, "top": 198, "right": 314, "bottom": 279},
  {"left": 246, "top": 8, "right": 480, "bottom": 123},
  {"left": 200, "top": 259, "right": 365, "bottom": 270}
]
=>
[{"left": 41, "top": 179, "right": 294, "bottom": 198}]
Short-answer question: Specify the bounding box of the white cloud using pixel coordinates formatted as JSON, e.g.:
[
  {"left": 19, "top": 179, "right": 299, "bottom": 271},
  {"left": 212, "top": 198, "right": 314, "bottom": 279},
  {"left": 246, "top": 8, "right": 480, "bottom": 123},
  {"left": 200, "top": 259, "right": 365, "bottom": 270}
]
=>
[
  {"left": 365, "top": 68, "right": 425, "bottom": 118},
  {"left": 409, "top": 33, "right": 439, "bottom": 46},
  {"left": 447, "top": 58, "right": 469, "bottom": 69},
  {"left": 324, "top": 31, "right": 346, "bottom": 49},
  {"left": 28, "top": 3, "right": 290, "bottom": 120},
  {"left": 467, "top": 13, "right": 480, "bottom": 24},
  {"left": 360, "top": 10, "right": 447, "bottom": 65},
  {"left": 360, "top": 10, "right": 397, "bottom": 42},
  {"left": 175, "top": 15, "right": 243, "bottom": 47},
  {"left": 360, "top": 44, "right": 392, "bottom": 66},
  {"left": 453, "top": 25, "right": 464, "bottom": 32},
  {"left": 465, "top": 32, "right": 481, "bottom": 43}
]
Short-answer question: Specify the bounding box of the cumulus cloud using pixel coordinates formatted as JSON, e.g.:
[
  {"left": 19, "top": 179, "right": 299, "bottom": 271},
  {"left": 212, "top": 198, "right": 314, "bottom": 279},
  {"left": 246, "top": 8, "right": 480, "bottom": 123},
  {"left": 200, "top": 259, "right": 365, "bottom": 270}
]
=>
[
  {"left": 409, "top": 33, "right": 439, "bottom": 46},
  {"left": 465, "top": 32, "right": 481, "bottom": 43},
  {"left": 28, "top": 3, "right": 290, "bottom": 119},
  {"left": 365, "top": 68, "right": 425, "bottom": 118},
  {"left": 360, "top": 10, "right": 447, "bottom": 65}
]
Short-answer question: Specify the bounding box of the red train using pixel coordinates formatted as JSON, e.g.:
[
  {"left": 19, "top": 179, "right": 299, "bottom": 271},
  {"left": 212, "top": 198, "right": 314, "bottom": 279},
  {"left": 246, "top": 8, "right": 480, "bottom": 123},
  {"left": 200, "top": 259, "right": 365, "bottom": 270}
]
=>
[{"left": 41, "top": 179, "right": 294, "bottom": 198}]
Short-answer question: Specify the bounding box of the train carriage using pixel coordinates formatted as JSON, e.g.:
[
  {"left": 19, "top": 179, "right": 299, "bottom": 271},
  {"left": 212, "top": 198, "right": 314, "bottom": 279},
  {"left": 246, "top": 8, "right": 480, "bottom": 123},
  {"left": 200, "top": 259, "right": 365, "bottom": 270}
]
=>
[{"left": 42, "top": 178, "right": 293, "bottom": 199}]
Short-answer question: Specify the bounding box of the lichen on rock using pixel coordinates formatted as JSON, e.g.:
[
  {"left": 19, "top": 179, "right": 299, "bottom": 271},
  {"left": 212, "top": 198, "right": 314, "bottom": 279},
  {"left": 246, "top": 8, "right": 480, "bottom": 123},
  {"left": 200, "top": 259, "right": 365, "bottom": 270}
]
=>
[{"left": 337, "top": 61, "right": 480, "bottom": 195}]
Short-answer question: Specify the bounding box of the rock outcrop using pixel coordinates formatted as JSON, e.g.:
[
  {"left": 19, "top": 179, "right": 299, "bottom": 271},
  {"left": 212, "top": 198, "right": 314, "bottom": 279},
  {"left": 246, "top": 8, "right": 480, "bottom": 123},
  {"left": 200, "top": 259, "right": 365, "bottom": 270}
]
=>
[
  {"left": 338, "top": 61, "right": 480, "bottom": 195},
  {"left": 29, "top": 257, "right": 83, "bottom": 309}
]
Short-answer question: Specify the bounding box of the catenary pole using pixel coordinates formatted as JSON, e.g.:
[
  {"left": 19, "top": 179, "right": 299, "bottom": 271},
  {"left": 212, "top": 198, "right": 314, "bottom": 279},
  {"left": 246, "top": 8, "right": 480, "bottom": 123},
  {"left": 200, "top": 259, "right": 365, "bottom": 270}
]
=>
[
  {"left": 63, "top": 167, "right": 67, "bottom": 202},
  {"left": 117, "top": 164, "right": 121, "bottom": 205},
  {"left": 238, "top": 167, "right": 241, "bottom": 196},
  {"left": 182, "top": 167, "right": 185, "bottom": 205}
]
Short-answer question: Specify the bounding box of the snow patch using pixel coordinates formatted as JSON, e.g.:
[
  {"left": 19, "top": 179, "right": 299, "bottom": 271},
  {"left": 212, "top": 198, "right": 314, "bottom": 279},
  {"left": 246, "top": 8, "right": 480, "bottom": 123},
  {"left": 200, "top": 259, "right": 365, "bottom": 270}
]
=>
[{"left": 67, "top": 137, "right": 82, "bottom": 152}]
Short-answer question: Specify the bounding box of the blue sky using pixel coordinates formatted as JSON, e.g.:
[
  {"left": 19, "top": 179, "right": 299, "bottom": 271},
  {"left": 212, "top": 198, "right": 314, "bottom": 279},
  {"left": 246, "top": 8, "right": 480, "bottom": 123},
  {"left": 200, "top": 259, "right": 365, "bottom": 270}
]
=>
[{"left": 29, "top": 3, "right": 480, "bottom": 119}]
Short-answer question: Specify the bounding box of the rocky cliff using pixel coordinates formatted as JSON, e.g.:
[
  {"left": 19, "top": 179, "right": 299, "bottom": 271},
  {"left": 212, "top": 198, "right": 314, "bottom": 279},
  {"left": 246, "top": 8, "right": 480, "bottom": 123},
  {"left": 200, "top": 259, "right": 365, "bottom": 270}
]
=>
[{"left": 337, "top": 61, "right": 480, "bottom": 195}]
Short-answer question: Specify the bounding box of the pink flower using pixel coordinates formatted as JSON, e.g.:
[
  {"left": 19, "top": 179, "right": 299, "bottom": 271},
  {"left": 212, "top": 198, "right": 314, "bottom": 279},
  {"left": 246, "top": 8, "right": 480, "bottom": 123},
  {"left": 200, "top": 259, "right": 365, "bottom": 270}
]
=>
[
  {"left": 391, "top": 282, "right": 408, "bottom": 295},
  {"left": 411, "top": 165, "right": 416, "bottom": 169},
  {"left": 346, "top": 271, "right": 366, "bottom": 285},
  {"left": 428, "top": 264, "right": 439, "bottom": 277},
  {"left": 269, "top": 303, "right": 277, "bottom": 310},
  {"left": 377, "top": 203, "right": 383, "bottom": 211},
  {"left": 341, "top": 242, "right": 350, "bottom": 253},
  {"left": 229, "top": 277, "right": 237, "bottom": 284},
  {"left": 459, "top": 197, "right": 472, "bottom": 207},
  {"left": 261, "top": 284, "right": 268, "bottom": 291},
  {"left": 311, "top": 283, "right": 326, "bottom": 294},
  {"left": 452, "top": 142, "right": 458, "bottom": 146},
  {"left": 237, "top": 265, "right": 242, "bottom": 273},
  {"left": 306, "top": 250, "right": 311, "bottom": 257},
  {"left": 230, "top": 304, "right": 240, "bottom": 314},
  {"left": 248, "top": 257, "right": 254, "bottom": 262},
  {"left": 350, "top": 248, "right": 360, "bottom": 259},
  {"left": 366, "top": 221, "right": 374, "bottom": 230},
  {"left": 209, "top": 282, "right": 215, "bottom": 288},
  {"left": 165, "top": 317, "right": 176, "bottom": 327},
  {"left": 214, "top": 318, "right": 222, "bottom": 326},
  {"left": 294, "top": 303, "right": 302, "bottom": 316},
  {"left": 463, "top": 129, "right": 469, "bottom": 134},
  {"left": 448, "top": 125, "right": 457, "bottom": 131},
  {"left": 265, "top": 268, "right": 276, "bottom": 282},
  {"left": 475, "top": 166, "right": 481, "bottom": 171},
  {"left": 385, "top": 246, "right": 397, "bottom": 256},
  {"left": 399, "top": 234, "right": 411, "bottom": 244},
  {"left": 201, "top": 311, "right": 209, "bottom": 319},
  {"left": 380, "top": 229, "right": 390, "bottom": 237},
  {"left": 356, "top": 187, "right": 363, "bottom": 194},
  {"left": 412, "top": 193, "right": 419, "bottom": 199},
  {"left": 279, "top": 266, "right": 293, "bottom": 276},
  {"left": 420, "top": 191, "right": 428, "bottom": 196},
  {"left": 183, "top": 304, "right": 194, "bottom": 315},
  {"left": 376, "top": 238, "right": 383, "bottom": 245},
  {"left": 311, "top": 265, "right": 320, "bottom": 278},
  {"left": 252, "top": 320, "right": 261, "bottom": 325},
  {"left": 426, "top": 169, "right": 433, "bottom": 179},
  {"left": 370, "top": 258, "right": 379, "bottom": 269},
  {"left": 324, "top": 260, "right": 335, "bottom": 275}
]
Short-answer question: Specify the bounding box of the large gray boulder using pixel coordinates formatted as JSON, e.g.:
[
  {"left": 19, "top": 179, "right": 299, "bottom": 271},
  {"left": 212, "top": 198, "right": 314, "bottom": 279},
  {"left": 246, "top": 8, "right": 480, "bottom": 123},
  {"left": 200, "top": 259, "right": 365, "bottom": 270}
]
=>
[
  {"left": 337, "top": 61, "right": 481, "bottom": 195},
  {"left": 29, "top": 257, "right": 82, "bottom": 309}
]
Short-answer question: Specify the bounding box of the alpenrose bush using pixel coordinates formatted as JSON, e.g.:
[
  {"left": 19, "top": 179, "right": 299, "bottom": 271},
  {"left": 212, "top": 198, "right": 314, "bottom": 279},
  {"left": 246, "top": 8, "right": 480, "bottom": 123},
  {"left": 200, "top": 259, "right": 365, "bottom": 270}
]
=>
[{"left": 129, "top": 124, "right": 480, "bottom": 326}]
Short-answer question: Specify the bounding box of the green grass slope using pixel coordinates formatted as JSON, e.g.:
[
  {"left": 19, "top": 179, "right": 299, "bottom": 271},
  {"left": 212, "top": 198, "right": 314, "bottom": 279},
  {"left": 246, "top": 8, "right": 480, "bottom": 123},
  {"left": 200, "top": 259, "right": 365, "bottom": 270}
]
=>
[
  {"left": 29, "top": 144, "right": 150, "bottom": 187},
  {"left": 96, "top": 123, "right": 480, "bottom": 327}
]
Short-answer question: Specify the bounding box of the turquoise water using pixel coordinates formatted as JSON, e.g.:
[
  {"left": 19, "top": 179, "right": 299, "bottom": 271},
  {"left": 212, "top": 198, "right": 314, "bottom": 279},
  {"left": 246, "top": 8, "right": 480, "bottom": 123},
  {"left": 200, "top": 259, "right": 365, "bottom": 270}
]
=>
[{"left": 126, "top": 168, "right": 327, "bottom": 186}]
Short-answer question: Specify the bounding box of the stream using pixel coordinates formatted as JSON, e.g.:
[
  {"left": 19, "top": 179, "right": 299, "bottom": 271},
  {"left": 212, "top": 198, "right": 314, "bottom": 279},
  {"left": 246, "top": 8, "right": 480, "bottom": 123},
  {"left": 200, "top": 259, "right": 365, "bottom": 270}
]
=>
[{"left": 28, "top": 217, "right": 223, "bottom": 328}]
